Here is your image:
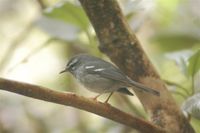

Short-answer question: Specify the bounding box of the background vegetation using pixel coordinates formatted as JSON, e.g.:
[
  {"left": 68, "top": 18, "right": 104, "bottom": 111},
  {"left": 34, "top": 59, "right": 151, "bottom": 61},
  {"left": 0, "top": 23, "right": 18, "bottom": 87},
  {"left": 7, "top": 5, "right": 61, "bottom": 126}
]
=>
[{"left": 0, "top": 0, "right": 200, "bottom": 132}]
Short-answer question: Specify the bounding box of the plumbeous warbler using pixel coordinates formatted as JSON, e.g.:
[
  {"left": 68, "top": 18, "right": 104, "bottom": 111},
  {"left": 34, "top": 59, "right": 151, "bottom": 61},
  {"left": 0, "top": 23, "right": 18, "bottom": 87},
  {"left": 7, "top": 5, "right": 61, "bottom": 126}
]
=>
[{"left": 60, "top": 54, "right": 159, "bottom": 103}]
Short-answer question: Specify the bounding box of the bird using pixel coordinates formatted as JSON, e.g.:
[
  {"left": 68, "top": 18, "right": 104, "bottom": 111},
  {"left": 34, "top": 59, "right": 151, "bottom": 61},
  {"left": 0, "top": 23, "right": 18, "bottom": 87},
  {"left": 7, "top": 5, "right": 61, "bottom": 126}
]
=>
[{"left": 60, "top": 54, "right": 159, "bottom": 103}]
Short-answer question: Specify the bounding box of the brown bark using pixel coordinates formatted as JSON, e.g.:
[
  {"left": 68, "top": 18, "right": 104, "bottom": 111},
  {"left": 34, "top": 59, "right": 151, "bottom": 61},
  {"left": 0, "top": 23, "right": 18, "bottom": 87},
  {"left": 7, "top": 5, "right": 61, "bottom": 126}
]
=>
[
  {"left": 0, "top": 78, "right": 165, "bottom": 133},
  {"left": 78, "top": 0, "right": 194, "bottom": 132}
]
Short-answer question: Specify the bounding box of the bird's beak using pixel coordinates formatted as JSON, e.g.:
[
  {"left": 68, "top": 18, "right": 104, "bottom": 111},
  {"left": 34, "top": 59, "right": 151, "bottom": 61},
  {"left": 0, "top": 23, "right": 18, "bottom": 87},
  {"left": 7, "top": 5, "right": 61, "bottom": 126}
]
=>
[{"left": 59, "top": 68, "right": 68, "bottom": 74}]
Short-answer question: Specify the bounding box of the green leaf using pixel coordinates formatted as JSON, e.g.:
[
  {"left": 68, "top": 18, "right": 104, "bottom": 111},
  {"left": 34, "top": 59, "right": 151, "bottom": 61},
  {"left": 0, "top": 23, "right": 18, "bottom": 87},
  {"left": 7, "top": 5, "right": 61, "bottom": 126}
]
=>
[
  {"left": 151, "top": 33, "right": 200, "bottom": 52},
  {"left": 182, "top": 93, "right": 200, "bottom": 120},
  {"left": 44, "top": 1, "right": 89, "bottom": 30},
  {"left": 36, "top": 16, "right": 79, "bottom": 41},
  {"left": 188, "top": 50, "right": 200, "bottom": 76},
  {"left": 156, "top": 0, "right": 181, "bottom": 26}
]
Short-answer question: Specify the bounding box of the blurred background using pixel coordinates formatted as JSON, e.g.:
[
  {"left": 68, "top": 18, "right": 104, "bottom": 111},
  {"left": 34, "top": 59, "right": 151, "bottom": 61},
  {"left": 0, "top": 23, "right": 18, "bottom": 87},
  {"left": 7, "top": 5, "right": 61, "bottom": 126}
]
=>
[{"left": 0, "top": 0, "right": 200, "bottom": 132}]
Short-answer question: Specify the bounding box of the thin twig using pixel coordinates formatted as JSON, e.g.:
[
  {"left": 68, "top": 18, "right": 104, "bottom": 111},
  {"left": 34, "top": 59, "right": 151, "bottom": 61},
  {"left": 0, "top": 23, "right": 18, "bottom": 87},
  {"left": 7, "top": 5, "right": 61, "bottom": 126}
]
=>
[
  {"left": 171, "top": 90, "right": 187, "bottom": 99},
  {"left": 163, "top": 79, "right": 191, "bottom": 96},
  {"left": 37, "top": 0, "right": 46, "bottom": 9},
  {"left": 120, "top": 95, "right": 146, "bottom": 119},
  {"left": 0, "top": 78, "right": 165, "bottom": 133},
  {"left": 8, "top": 38, "right": 55, "bottom": 72},
  {"left": 0, "top": 0, "right": 45, "bottom": 73},
  {"left": 0, "top": 24, "right": 33, "bottom": 73}
]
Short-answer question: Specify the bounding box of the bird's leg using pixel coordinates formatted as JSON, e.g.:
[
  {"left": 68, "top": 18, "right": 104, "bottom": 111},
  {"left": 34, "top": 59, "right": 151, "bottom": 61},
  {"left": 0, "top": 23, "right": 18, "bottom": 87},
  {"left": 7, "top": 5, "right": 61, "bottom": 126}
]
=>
[
  {"left": 104, "top": 92, "right": 114, "bottom": 103},
  {"left": 92, "top": 94, "right": 101, "bottom": 101}
]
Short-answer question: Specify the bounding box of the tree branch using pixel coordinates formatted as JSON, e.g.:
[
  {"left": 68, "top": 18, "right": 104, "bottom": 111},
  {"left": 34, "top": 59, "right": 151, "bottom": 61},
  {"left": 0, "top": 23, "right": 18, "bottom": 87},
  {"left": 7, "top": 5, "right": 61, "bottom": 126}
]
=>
[
  {"left": 0, "top": 78, "right": 165, "bottom": 133},
  {"left": 78, "top": 0, "right": 194, "bottom": 132}
]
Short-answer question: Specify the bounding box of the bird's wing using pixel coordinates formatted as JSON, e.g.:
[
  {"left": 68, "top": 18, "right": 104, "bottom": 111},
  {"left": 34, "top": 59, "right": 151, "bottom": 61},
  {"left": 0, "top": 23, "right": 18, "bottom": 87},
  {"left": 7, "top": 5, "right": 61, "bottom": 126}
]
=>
[
  {"left": 84, "top": 61, "right": 129, "bottom": 83},
  {"left": 84, "top": 61, "right": 160, "bottom": 96}
]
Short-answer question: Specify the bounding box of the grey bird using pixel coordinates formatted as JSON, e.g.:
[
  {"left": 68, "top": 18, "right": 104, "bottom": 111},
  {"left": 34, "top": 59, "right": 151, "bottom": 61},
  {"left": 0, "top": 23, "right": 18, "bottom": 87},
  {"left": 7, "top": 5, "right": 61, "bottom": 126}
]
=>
[{"left": 60, "top": 54, "right": 159, "bottom": 103}]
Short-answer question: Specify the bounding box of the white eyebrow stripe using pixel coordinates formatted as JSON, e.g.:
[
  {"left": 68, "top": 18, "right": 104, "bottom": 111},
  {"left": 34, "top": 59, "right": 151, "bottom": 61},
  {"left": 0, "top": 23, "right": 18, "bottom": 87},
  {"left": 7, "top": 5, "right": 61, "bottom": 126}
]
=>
[
  {"left": 94, "top": 68, "right": 105, "bottom": 72},
  {"left": 85, "top": 66, "right": 95, "bottom": 69},
  {"left": 68, "top": 58, "right": 78, "bottom": 67}
]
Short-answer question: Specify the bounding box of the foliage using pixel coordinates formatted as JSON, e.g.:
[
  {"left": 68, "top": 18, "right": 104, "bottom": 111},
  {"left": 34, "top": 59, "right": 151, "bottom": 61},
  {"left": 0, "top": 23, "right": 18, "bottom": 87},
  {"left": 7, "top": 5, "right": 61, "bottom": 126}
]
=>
[
  {"left": 0, "top": 0, "right": 200, "bottom": 132},
  {"left": 44, "top": 1, "right": 89, "bottom": 30},
  {"left": 188, "top": 50, "right": 200, "bottom": 77}
]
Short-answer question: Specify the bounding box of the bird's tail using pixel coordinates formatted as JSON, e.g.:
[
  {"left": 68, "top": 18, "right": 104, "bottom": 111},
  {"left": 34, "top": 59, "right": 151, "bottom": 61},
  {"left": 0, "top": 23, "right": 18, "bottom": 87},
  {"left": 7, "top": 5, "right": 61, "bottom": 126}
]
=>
[
  {"left": 117, "top": 88, "right": 134, "bottom": 96},
  {"left": 129, "top": 80, "right": 160, "bottom": 96}
]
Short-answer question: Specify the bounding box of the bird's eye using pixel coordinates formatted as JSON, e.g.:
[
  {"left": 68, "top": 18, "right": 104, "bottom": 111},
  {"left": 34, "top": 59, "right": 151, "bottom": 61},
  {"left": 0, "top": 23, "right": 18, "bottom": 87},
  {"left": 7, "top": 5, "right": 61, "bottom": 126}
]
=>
[
  {"left": 71, "top": 66, "right": 76, "bottom": 70},
  {"left": 67, "top": 58, "right": 78, "bottom": 69}
]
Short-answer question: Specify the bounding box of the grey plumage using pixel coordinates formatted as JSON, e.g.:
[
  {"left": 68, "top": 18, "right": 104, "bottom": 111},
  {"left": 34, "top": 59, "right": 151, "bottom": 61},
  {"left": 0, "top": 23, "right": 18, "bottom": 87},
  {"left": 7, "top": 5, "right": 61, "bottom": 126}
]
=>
[
  {"left": 60, "top": 54, "right": 159, "bottom": 101},
  {"left": 117, "top": 88, "right": 134, "bottom": 96}
]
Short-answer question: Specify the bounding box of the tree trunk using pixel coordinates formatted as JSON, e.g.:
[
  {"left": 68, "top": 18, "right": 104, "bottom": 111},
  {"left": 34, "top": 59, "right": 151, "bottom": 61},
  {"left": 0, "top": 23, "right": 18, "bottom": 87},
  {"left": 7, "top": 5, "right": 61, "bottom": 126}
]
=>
[{"left": 79, "top": 0, "right": 194, "bottom": 132}]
